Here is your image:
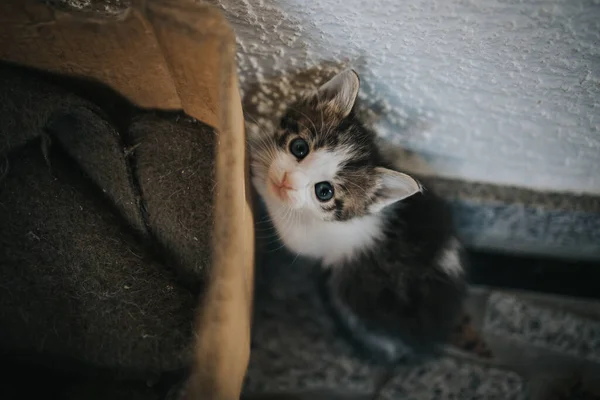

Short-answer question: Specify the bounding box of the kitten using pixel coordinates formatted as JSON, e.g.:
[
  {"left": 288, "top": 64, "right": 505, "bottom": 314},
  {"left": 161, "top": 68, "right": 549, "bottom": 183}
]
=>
[{"left": 249, "top": 69, "right": 467, "bottom": 364}]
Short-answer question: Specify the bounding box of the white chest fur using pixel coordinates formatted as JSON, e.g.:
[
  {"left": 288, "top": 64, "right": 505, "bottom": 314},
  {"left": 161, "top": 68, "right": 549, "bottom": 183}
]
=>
[{"left": 267, "top": 201, "right": 384, "bottom": 267}]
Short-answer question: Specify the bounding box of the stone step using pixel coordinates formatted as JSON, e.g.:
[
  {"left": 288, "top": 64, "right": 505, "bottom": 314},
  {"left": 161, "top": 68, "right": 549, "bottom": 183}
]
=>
[
  {"left": 465, "top": 286, "right": 600, "bottom": 369},
  {"left": 459, "top": 286, "right": 600, "bottom": 399}
]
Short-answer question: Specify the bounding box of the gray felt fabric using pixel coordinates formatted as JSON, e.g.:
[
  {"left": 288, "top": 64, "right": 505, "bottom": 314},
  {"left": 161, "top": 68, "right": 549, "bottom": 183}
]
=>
[
  {"left": 129, "top": 115, "right": 215, "bottom": 285},
  {"left": 0, "top": 64, "right": 214, "bottom": 385}
]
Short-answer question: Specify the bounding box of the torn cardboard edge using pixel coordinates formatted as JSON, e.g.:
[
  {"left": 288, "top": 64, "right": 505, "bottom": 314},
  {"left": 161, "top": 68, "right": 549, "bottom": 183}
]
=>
[{"left": 0, "top": 1, "right": 254, "bottom": 400}]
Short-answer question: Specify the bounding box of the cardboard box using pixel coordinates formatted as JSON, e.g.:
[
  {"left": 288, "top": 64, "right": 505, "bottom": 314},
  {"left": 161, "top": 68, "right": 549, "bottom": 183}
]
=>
[{"left": 0, "top": 1, "right": 254, "bottom": 399}]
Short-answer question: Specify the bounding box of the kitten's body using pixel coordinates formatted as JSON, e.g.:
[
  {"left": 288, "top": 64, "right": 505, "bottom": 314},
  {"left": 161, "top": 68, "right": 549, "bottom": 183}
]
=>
[
  {"left": 322, "top": 191, "right": 466, "bottom": 362},
  {"left": 250, "top": 69, "right": 466, "bottom": 364}
]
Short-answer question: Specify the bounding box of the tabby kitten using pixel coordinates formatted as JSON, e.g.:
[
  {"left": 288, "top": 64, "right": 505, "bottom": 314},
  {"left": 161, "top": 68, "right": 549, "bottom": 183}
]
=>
[{"left": 250, "top": 69, "right": 466, "bottom": 363}]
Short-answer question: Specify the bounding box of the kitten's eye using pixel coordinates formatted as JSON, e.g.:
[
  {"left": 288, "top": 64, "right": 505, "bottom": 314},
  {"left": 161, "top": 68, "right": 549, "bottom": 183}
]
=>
[
  {"left": 314, "top": 181, "right": 334, "bottom": 202},
  {"left": 289, "top": 138, "right": 309, "bottom": 159}
]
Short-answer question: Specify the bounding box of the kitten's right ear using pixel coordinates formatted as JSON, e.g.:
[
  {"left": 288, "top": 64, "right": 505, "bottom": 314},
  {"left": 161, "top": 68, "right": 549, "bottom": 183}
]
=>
[
  {"left": 316, "top": 69, "right": 360, "bottom": 119},
  {"left": 369, "top": 167, "right": 422, "bottom": 214}
]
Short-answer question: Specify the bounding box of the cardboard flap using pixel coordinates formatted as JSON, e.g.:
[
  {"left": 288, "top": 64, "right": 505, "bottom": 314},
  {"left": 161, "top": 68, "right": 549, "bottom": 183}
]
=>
[{"left": 0, "top": 1, "right": 181, "bottom": 111}]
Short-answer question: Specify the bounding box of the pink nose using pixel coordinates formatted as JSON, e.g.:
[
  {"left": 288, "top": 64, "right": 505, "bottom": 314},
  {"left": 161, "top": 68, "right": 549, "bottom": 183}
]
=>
[
  {"left": 270, "top": 172, "right": 294, "bottom": 200},
  {"left": 279, "top": 172, "right": 293, "bottom": 189}
]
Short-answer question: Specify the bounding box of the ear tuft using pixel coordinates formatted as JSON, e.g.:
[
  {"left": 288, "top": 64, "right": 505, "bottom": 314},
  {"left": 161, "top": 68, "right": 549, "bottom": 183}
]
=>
[
  {"left": 369, "top": 167, "right": 422, "bottom": 213},
  {"left": 316, "top": 69, "right": 360, "bottom": 119}
]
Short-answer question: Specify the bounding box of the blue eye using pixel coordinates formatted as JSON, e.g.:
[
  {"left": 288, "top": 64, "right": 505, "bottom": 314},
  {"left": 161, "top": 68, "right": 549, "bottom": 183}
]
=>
[
  {"left": 315, "top": 181, "right": 334, "bottom": 202},
  {"left": 289, "top": 138, "right": 309, "bottom": 159}
]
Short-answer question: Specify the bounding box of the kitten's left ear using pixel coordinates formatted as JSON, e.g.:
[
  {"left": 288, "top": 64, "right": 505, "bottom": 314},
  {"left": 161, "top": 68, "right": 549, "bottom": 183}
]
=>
[
  {"left": 369, "top": 167, "right": 422, "bottom": 213},
  {"left": 317, "top": 69, "right": 360, "bottom": 119}
]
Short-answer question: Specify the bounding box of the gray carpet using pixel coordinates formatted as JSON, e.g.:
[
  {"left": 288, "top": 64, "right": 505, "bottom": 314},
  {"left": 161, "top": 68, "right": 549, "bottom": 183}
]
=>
[{"left": 244, "top": 240, "right": 600, "bottom": 399}]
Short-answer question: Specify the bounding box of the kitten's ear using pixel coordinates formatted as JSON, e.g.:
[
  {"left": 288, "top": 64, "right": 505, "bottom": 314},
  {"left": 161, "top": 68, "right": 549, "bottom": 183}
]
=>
[
  {"left": 316, "top": 69, "right": 360, "bottom": 119},
  {"left": 369, "top": 167, "right": 422, "bottom": 213}
]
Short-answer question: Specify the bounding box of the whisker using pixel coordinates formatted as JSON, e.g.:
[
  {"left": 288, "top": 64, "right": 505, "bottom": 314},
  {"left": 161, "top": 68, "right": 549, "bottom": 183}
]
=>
[
  {"left": 288, "top": 106, "right": 318, "bottom": 135},
  {"left": 341, "top": 180, "right": 369, "bottom": 195},
  {"left": 255, "top": 219, "right": 278, "bottom": 227},
  {"left": 266, "top": 206, "right": 298, "bottom": 252},
  {"left": 288, "top": 251, "right": 301, "bottom": 267},
  {"left": 245, "top": 113, "right": 275, "bottom": 139}
]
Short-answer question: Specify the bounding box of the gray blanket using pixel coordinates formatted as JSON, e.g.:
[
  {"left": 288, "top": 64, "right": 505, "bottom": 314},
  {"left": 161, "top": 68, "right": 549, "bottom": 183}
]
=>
[{"left": 0, "top": 63, "right": 215, "bottom": 398}]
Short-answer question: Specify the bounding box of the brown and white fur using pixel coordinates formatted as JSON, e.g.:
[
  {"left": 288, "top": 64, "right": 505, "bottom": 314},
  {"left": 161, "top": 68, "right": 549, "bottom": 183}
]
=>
[{"left": 250, "top": 69, "right": 467, "bottom": 364}]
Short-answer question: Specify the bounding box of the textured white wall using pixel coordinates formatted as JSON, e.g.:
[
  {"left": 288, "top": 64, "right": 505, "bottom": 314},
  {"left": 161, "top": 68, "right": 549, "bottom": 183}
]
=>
[{"left": 210, "top": 0, "right": 600, "bottom": 195}]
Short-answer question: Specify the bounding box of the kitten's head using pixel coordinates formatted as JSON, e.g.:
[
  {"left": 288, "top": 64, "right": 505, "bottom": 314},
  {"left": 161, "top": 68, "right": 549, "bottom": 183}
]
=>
[{"left": 250, "top": 69, "right": 421, "bottom": 222}]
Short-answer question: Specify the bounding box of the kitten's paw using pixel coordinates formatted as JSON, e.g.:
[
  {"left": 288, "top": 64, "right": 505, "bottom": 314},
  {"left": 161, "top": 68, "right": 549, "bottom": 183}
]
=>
[{"left": 450, "top": 313, "right": 493, "bottom": 359}]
